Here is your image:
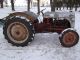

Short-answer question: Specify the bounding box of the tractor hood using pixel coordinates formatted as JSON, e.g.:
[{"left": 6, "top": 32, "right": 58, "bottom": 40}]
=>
[
  {"left": 44, "top": 12, "right": 75, "bottom": 28},
  {"left": 44, "top": 12, "right": 75, "bottom": 20}
]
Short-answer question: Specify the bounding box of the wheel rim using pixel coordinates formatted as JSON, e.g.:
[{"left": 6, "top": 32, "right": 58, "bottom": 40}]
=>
[
  {"left": 63, "top": 32, "right": 76, "bottom": 45},
  {"left": 7, "top": 22, "right": 29, "bottom": 44}
]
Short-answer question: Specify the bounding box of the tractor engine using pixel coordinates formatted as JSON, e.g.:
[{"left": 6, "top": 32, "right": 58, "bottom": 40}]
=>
[
  {"left": 33, "top": 17, "right": 71, "bottom": 33},
  {"left": 33, "top": 17, "right": 53, "bottom": 33}
]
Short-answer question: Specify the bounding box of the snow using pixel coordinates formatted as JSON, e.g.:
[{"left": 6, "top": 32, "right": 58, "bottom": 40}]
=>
[{"left": 0, "top": 7, "right": 80, "bottom": 60}]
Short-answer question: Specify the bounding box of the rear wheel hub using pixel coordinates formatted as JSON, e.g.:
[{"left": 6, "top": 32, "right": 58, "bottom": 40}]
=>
[{"left": 7, "top": 22, "right": 29, "bottom": 43}]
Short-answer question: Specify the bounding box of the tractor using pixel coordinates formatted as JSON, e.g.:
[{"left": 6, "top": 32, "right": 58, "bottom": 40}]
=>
[{"left": 1, "top": 9, "right": 79, "bottom": 47}]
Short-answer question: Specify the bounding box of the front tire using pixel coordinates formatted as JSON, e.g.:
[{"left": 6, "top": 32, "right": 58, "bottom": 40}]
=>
[
  {"left": 59, "top": 29, "right": 79, "bottom": 47},
  {"left": 3, "top": 17, "right": 34, "bottom": 46}
]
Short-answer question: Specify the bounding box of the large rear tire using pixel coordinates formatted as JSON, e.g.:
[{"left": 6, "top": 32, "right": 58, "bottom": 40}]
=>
[
  {"left": 59, "top": 29, "right": 79, "bottom": 47},
  {"left": 3, "top": 17, "right": 34, "bottom": 46}
]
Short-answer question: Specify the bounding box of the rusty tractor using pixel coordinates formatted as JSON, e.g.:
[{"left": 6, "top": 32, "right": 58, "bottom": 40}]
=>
[{"left": 1, "top": 9, "right": 79, "bottom": 47}]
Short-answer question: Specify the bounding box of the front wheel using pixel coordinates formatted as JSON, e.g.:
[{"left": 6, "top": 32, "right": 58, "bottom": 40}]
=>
[{"left": 59, "top": 29, "right": 79, "bottom": 47}]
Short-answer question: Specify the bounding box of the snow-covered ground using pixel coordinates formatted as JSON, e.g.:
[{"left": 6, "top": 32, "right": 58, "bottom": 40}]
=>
[{"left": 0, "top": 7, "right": 80, "bottom": 60}]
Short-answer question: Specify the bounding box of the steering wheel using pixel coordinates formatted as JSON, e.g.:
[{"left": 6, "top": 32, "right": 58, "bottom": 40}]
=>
[
  {"left": 37, "top": 8, "right": 46, "bottom": 23},
  {"left": 38, "top": 8, "right": 46, "bottom": 16}
]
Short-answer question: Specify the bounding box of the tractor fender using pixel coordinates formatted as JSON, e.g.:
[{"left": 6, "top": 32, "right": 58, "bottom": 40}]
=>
[
  {"left": 5, "top": 11, "right": 38, "bottom": 22},
  {"left": 59, "top": 28, "right": 77, "bottom": 37}
]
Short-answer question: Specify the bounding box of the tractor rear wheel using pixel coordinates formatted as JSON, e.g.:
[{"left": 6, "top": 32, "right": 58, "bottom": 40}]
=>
[
  {"left": 59, "top": 29, "right": 79, "bottom": 47},
  {"left": 3, "top": 17, "right": 34, "bottom": 46}
]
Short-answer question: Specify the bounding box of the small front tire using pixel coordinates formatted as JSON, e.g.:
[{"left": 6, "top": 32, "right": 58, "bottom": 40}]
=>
[{"left": 59, "top": 29, "right": 79, "bottom": 47}]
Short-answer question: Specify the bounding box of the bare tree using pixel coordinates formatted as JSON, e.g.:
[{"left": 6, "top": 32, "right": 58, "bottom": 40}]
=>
[
  {"left": 50, "top": 0, "right": 55, "bottom": 11},
  {"left": 0, "top": 0, "right": 4, "bottom": 8},
  {"left": 37, "top": 0, "right": 40, "bottom": 14},
  {"left": 11, "top": 0, "right": 15, "bottom": 11},
  {"left": 27, "top": 0, "right": 31, "bottom": 11},
  {"left": 50, "top": 0, "right": 53, "bottom": 11}
]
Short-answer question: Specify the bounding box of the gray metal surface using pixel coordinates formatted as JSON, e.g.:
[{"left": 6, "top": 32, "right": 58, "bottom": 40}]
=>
[{"left": 44, "top": 12, "right": 75, "bottom": 28}]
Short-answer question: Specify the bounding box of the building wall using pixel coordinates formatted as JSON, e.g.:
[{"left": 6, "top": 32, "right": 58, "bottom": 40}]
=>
[{"left": 32, "top": 0, "right": 50, "bottom": 7}]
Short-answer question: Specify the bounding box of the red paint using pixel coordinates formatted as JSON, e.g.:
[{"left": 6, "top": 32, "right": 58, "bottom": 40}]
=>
[{"left": 33, "top": 18, "right": 71, "bottom": 33}]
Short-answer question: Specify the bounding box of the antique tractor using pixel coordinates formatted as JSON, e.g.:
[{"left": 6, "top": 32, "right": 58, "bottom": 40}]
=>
[{"left": 2, "top": 10, "right": 79, "bottom": 47}]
